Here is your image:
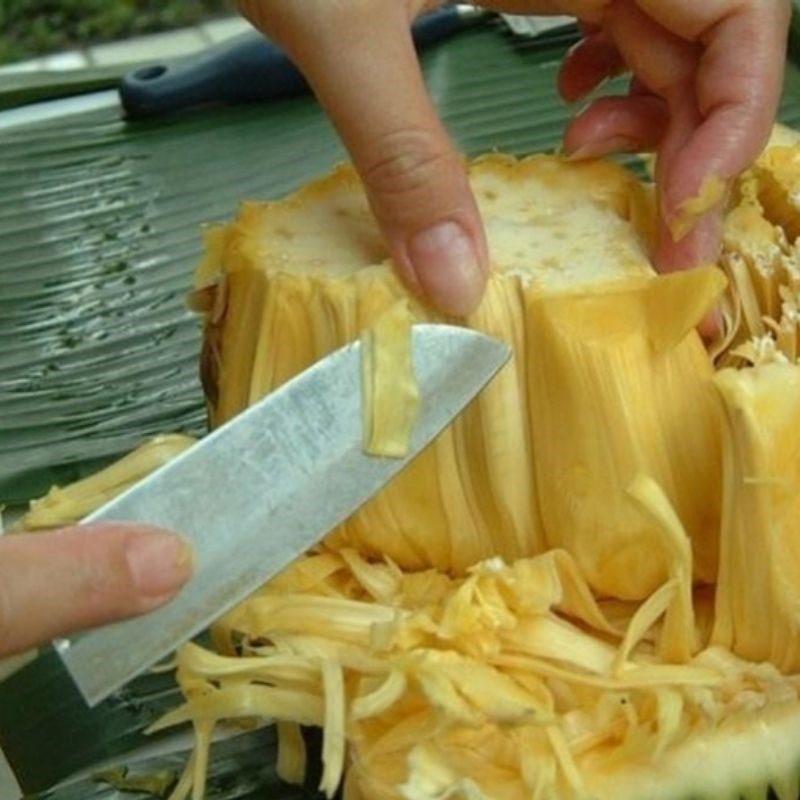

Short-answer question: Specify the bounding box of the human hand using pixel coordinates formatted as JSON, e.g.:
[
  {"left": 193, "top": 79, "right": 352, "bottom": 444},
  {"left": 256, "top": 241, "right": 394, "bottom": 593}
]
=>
[
  {"left": 235, "top": 1, "right": 790, "bottom": 319},
  {"left": 555, "top": 0, "right": 791, "bottom": 279},
  {"left": 0, "top": 525, "right": 193, "bottom": 658}
]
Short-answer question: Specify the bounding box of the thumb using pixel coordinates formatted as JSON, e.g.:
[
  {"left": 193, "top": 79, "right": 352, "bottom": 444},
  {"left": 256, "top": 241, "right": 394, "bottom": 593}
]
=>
[
  {"left": 238, "top": 2, "right": 488, "bottom": 316},
  {"left": 0, "top": 524, "right": 193, "bottom": 657}
]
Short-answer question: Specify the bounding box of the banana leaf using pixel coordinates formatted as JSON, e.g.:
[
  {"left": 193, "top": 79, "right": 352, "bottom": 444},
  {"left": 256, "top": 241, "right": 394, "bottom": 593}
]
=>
[{"left": 2, "top": 17, "right": 800, "bottom": 800}]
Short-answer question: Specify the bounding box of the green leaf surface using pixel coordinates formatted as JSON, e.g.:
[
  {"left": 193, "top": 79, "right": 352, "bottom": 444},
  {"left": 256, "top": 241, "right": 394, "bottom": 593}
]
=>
[{"left": 43, "top": 727, "right": 319, "bottom": 800}]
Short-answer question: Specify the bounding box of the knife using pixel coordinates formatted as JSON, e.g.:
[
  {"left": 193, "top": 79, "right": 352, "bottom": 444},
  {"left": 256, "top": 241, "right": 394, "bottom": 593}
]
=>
[
  {"left": 0, "top": 323, "right": 508, "bottom": 795},
  {"left": 37, "top": 323, "right": 510, "bottom": 708},
  {"left": 118, "top": 5, "right": 486, "bottom": 118}
]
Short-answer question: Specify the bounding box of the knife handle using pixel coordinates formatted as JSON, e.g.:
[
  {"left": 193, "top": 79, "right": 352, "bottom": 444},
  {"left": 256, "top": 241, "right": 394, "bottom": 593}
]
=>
[{"left": 119, "top": 6, "right": 481, "bottom": 119}]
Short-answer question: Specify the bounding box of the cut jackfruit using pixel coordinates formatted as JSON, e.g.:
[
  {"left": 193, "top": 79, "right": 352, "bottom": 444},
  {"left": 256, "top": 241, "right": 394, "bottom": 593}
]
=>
[
  {"left": 523, "top": 270, "right": 722, "bottom": 598},
  {"left": 196, "top": 155, "right": 723, "bottom": 594},
  {"left": 14, "top": 434, "right": 196, "bottom": 531},
  {"left": 712, "top": 362, "right": 800, "bottom": 672},
  {"left": 178, "top": 135, "right": 800, "bottom": 800},
  {"left": 152, "top": 551, "right": 800, "bottom": 800},
  {"left": 360, "top": 299, "right": 420, "bottom": 458},
  {"left": 23, "top": 129, "right": 800, "bottom": 800}
]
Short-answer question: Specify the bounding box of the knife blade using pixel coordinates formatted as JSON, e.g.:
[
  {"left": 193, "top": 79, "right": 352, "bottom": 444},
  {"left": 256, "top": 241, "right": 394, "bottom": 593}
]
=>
[{"left": 53, "top": 323, "right": 509, "bottom": 707}]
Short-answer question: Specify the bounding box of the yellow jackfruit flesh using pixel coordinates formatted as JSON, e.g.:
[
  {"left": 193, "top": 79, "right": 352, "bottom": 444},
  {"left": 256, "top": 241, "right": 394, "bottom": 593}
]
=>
[
  {"left": 173, "top": 137, "right": 800, "bottom": 800},
  {"left": 14, "top": 434, "right": 196, "bottom": 531},
  {"left": 523, "top": 269, "right": 723, "bottom": 597},
  {"left": 197, "top": 155, "right": 722, "bottom": 592},
  {"left": 719, "top": 125, "right": 800, "bottom": 365},
  {"left": 22, "top": 132, "right": 800, "bottom": 800},
  {"left": 152, "top": 550, "right": 800, "bottom": 800},
  {"left": 361, "top": 299, "right": 420, "bottom": 458},
  {"left": 712, "top": 362, "right": 800, "bottom": 672}
]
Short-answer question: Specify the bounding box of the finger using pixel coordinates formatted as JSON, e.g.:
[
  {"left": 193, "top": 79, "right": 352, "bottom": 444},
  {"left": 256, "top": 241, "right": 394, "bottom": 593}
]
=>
[
  {"left": 606, "top": 0, "right": 788, "bottom": 250},
  {"left": 238, "top": 1, "right": 488, "bottom": 317},
  {"left": 562, "top": 93, "right": 668, "bottom": 158},
  {"left": 627, "top": 76, "right": 651, "bottom": 96},
  {"left": 651, "top": 82, "right": 726, "bottom": 264},
  {"left": 603, "top": 3, "right": 720, "bottom": 263},
  {"left": 658, "top": 1, "right": 790, "bottom": 229},
  {"left": 639, "top": 43, "right": 726, "bottom": 334},
  {"left": 558, "top": 31, "right": 627, "bottom": 103},
  {"left": 603, "top": 1, "right": 700, "bottom": 97},
  {"left": 652, "top": 89, "right": 726, "bottom": 338},
  {"left": 0, "top": 525, "right": 193, "bottom": 657}
]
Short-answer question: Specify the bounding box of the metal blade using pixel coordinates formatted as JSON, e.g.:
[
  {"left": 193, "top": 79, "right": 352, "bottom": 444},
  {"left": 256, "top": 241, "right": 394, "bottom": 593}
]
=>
[
  {"left": 58, "top": 323, "right": 510, "bottom": 706},
  {"left": 499, "top": 14, "right": 575, "bottom": 37}
]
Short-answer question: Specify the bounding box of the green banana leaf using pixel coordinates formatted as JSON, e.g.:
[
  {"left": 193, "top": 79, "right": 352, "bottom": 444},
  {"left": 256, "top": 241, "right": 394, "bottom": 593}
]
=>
[{"left": 1, "top": 17, "right": 800, "bottom": 800}]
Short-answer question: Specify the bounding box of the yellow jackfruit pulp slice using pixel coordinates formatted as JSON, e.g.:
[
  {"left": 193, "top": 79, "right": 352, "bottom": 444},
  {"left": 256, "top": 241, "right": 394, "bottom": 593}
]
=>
[
  {"left": 361, "top": 299, "right": 420, "bottom": 459},
  {"left": 15, "top": 434, "right": 196, "bottom": 531}
]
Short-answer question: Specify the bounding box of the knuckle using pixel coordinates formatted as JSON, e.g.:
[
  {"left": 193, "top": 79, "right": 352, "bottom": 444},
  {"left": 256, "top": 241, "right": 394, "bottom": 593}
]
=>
[{"left": 361, "top": 128, "right": 457, "bottom": 199}]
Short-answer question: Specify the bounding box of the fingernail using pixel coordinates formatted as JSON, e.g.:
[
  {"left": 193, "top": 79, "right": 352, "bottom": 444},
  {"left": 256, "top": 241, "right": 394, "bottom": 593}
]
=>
[
  {"left": 127, "top": 531, "right": 194, "bottom": 598},
  {"left": 406, "top": 221, "right": 487, "bottom": 316},
  {"left": 566, "top": 136, "right": 641, "bottom": 161}
]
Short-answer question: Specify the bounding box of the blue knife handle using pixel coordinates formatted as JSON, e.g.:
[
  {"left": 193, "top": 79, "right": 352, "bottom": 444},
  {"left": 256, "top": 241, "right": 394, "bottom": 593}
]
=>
[{"left": 119, "top": 6, "right": 476, "bottom": 118}]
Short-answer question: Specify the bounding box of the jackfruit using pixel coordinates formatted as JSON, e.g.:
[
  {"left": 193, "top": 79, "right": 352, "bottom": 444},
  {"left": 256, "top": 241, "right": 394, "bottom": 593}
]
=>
[
  {"left": 173, "top": 136, "right": 800, "bottom": 800},
  {"left": 712, "top": 361, "right": 800, "bottom": 672},
  {"left": 20, "top": 131, "right": 800, "bottom": 800},
  {"left": 195, "top": 155, "right": 722, "bottom": 597},
  {"left": 14, "top": 434, "right": 196, "bottom": 532}
]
